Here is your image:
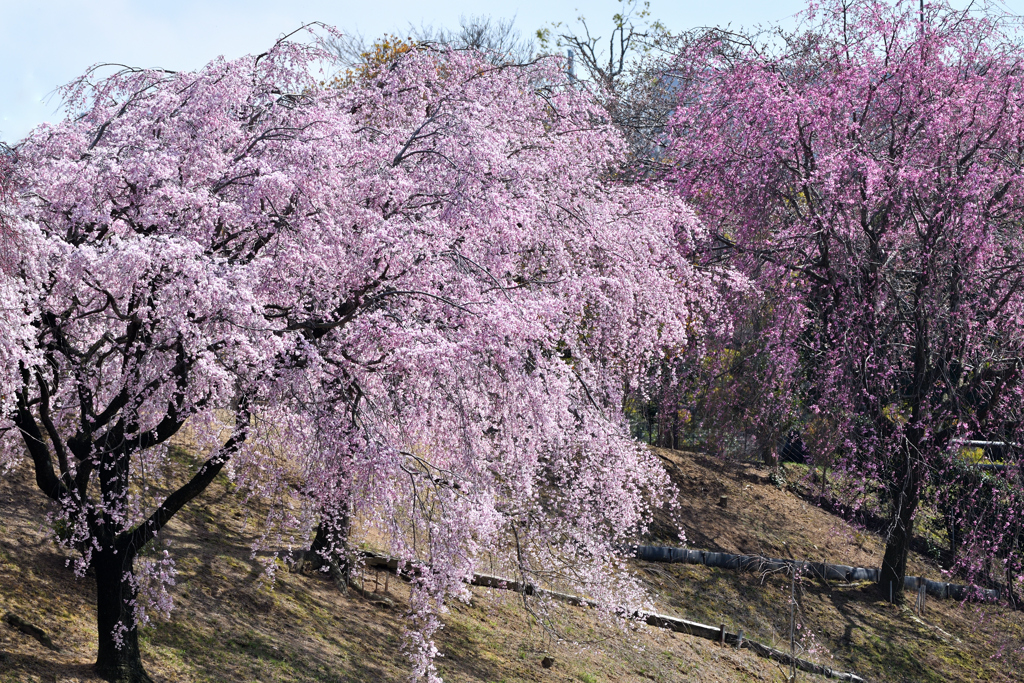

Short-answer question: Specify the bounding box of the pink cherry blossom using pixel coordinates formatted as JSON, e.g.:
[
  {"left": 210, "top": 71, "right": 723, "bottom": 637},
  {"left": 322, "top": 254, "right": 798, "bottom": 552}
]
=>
[
  {"left": 1, "top": 33, "right": 725, "bottom": 681},
  {"left": 667, "top": 0, "right": 1024, "bottom": 602}
]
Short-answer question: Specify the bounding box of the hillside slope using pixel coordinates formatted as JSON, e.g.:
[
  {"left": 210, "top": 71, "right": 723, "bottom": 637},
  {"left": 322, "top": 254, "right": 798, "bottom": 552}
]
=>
[
  {"left": 640, "top": 448, "right": 1024, "bottom": 682},
  {"left": 1, "top": 447, "right": 1021, "bottom": 682}
]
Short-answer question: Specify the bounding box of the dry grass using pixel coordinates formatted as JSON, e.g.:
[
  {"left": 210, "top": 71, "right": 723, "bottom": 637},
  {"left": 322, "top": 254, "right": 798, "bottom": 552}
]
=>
[
  {"left": 0, "top": 445, "right": 1021, "bottom": 682},
  {"left": 641, "top": 448, "right": 1024, "bottom": 682}
]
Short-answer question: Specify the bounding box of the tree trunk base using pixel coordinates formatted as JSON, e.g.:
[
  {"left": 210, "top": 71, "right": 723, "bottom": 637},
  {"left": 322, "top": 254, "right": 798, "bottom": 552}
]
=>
[
  {"left": 95, "top": 660, "right": 154, "bottom": 683},
  {"left": 302, "top": 520, "right": 352, "bottom": 591},
  {"left": 94, "top": 549, "right": 151, "bottom": 683}
]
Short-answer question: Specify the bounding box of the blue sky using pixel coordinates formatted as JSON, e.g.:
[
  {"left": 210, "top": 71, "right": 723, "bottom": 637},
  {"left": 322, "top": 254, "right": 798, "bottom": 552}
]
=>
[{"left": 0, "top": 0, "right": 1017, "bottom": 142}]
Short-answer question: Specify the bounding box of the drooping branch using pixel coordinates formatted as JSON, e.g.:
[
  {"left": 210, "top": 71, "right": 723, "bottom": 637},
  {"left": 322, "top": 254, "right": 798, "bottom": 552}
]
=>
[
  {"left": 34, "top": 370, "right": 71, "bottom": 486},
  {"left": 118, "top": 402, "right": 251, "bottom": 555},
  {"left": 13, "top": 369, "right": 68, "bottom": 502}
]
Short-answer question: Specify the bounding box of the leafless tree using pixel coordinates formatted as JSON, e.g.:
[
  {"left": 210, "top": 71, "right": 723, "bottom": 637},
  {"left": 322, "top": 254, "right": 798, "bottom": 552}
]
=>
[{"left": 411, "top": 15, "right": 536, "bottom": 64}]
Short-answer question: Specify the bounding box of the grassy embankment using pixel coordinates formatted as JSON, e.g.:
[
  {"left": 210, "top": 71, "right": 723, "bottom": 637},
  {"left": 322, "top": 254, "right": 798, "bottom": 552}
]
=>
[{"left": 1, "top": 443, "right": 1022, "bottom": 682}]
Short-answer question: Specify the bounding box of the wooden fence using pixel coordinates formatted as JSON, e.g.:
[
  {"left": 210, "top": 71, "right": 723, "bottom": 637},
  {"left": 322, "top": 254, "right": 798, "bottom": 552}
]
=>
[{"left": 358, "top": 551, "right": 866, "bottom": 682}]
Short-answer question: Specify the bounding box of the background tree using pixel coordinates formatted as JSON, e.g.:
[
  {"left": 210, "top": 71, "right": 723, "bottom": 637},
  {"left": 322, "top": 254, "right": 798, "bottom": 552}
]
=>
[
  {"left": 328, "top": 14, "right": 535, "bottom": 76},
  {"left": 667, "top": 0, "right": 1024, "bottom": 602},
  {"left": 537, "top": 0, "right": 662, "bottom": 91},
  {"left": 675, "top": 276, "right": 803, "bottom": 464},
  {"left": 537, "top": 0, "right": 686, "bottom": 166},
  {"left": 410, "top": 14, "right": 536, "bottom": 63}
]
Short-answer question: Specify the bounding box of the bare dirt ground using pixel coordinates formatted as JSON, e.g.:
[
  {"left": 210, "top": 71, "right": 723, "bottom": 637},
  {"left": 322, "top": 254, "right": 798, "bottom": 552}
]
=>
[{"left": 1, "top": 446, "right": 1022, "bottom": 682}]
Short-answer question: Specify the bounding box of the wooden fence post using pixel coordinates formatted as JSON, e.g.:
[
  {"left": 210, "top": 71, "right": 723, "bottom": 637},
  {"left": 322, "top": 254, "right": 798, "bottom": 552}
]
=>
[{"left": 790, "top": 568, "right": 797, "bottom": 681}]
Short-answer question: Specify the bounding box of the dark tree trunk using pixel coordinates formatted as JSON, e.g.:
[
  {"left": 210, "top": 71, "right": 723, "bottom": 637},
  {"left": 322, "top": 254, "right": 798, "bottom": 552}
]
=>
[
  {"left": 305, "top": 513, "right": 352, "bottom": 588},
  {"left": 761, "top": 436, "right": 779, "bottom": 469},
  {"left": 879, "top": 447, "right": 922, "bottom": 604},
  {"left": 308, "top": 521, "right": 337, "bottom": 569},
  {"left": 15, "top": 372, "right": 249, "bottom": 683},
  {"left": 945, "top": 514, "right": 959, "bottom": 568},
  {"left": 879, "top": 502, "right": 916, "bottom": 604},
  {"left": 657, "top": 413, "right": 674, "bottom": 449},
  {"left": 94, "top": 547, "right": 151, "bottom": 683}
]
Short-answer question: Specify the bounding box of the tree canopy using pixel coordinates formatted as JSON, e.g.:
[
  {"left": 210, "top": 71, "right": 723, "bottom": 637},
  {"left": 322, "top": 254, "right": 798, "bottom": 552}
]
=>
[
  {"left": 666, "top": 0, "right": 1024, "bottom": 600},
  {"left": 0, "top": 33, "right": 722, "bottom": 681}
]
